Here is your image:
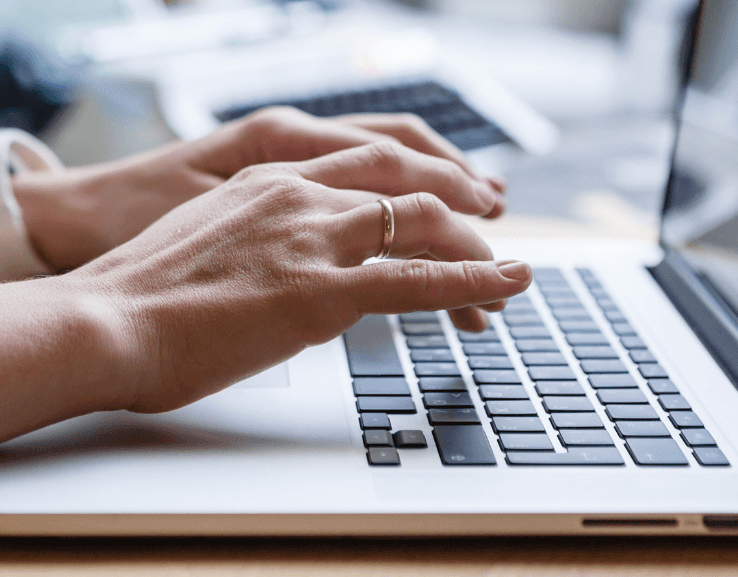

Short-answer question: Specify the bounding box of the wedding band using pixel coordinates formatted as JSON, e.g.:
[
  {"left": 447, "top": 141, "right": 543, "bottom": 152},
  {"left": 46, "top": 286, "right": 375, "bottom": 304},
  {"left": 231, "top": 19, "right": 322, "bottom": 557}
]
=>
[{"left": 376, "top": 199, "right": 395, "bottom": 259}]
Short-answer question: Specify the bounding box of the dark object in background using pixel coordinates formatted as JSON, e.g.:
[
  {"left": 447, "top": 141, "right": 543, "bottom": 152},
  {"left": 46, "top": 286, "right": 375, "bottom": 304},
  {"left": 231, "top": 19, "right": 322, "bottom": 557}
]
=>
[{"left": 0, "top": 32, "right": 77, "bottom": 136}]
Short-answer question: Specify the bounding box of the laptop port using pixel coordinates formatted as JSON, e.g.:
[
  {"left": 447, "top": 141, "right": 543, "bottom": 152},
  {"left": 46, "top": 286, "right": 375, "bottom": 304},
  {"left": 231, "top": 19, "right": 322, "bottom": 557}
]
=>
[{"left": 703, "top": 515, "right": 738, "bottom": 531}]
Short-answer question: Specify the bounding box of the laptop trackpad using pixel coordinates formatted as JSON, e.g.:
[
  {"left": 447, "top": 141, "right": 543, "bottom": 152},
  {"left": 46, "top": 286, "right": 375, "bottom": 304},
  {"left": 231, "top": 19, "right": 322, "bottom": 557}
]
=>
[{"left": 231, "top": 363, "right": 289, "bottom": 389}]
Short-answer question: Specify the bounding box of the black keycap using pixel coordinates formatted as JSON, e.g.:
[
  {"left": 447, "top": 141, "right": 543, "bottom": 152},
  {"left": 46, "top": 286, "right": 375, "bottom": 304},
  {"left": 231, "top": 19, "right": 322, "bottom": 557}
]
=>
[
  {"left": 393, "top": 430, "right": 428, "bottom": 448},
  {"left": 648, "top": 379, "right": 679, "bottom": 394},
  {"left": 402, "top": 322, "right": 443, "bottom": 335},
  {"left": 468, "top": 356, "right": 514, "bottom": 370},
  {"left": 566, "top": 333, "right": 609, "bottom": 346},
  {"left": 423, "top": 392, "right": 474, "bottom": 408},
  {"left": 542, "top": 396, "right": 594, "bottom": 413},
  {"left": 559, "top": 429, "right": 615, "bottom": 446},
  {"left": 605, "top": 405, "right": 659, "bottom": 421},
  {"left": 499, "top": 433, "right": 553, "bottom": 451},
  {"left": 399, "top": 312, "right": 438, "bottom": 323},
  {"left": 521, "top": 352, "right": 567, "bottom": 366},
  {"left": 363, "top": 430, "right": 394, "bottom": 447},
  {"left": 639, "top": 364, "right": 668, "bottom": 379},
  {"left": 406, "top": 335, "right": 449, "bottom": 348},
  {"left": 620, "top": 336, "right": 647, "bottom": 349},
  {"left": 503, "top": 303, "right": 536, "bottom": 314},
  {"left": 504, "top": 315, "right": 544, "bottom": 327},
  {"left": 433, "top": 425, "right": 496, "bottom": 465},
  {"left": 506, "top": 447, "right": 623, "bottom": 466},
  {"left": 535, "top": 381, "right": 586, "bottom": 396},
  {"left": 344, "top": 315, "right": 403, "bottom": 376},
  {"left": 658, "top": 395, "right": 691, "bottom": 411},
  {"left": 589, "top": 288, "right": 609, "bottom": 298},
  {"left": 353, "top": 377, "right": 410, "bottom": 396},
  {"left": 572, "top": 346, "right": 618, "bottom": 359},
  {"left": 533, "top": 267, "right": 566, "bottom": 280},
  {"left": 615, "top": 421, "right": 670, "bottom": 437},
  {"left": 625, "top": 438, "right": 688, "bottom": 466},
  {"left": 629, "top": 350, "right": 657, "bottom": 363},
  {"left": 539, "top": 286, "right": 576, "bottom": 296},
  {"left": 414, "top": 362, "right": 460, "bottom": 377},
  {"left": 367, "top": 447, "right": 400, "bottom": 466},
  {"left": 552, "top": 309, "right": 592, "bottom": 321},
  {"left": 546, "top": 297, "right": 583, "bottom": 308},
  {"left": 485, "top": 400, "right": 537, "bottom": 416},
  {"left": 693, "top": 447, "right": 730, "bottom": 466},
  {"left": 410, "top": 349, "right": 454, "bottom": 363},
  {"left": 669, "top": 411, "right": 703, "bottom": 428},
  {"left": 680, "top": 428, "right": 716, "bottom": 447},
  {"left": 463, "top": 343, "right": 506, "bottom": 356},
  {"left": 612, "top": 322, "right": 638, "bottom": 336},
  {"left": 559, "top": 321, "right": 600, "bottom": 333},
  {"left": 596, "top": 389, "right": 648, "bottom": 404},
  {"left": 473, "top": 370, "right": 522, "bottom": 384},
  {"left": 596, "top": 299, "right": 619, "bottom": 312},
  {"left": 360, "top": 413, "right": 391, "bottom": 430},
  {"left": 509, "top": 327, "right": 551, "bottom": 339},
  {"left": 479, "top": 385, "right": 529, "bottom": 400},
  {"left": 457, "top": 329, "right": 499, "bottom": 342},
  {"left": 418, "top": 377, "right": 467, "bottom": 392},
  {"left": 588, "top": 374, "right": 638, "bottom": 389},
  {"left": 491, "top": 416, "right": 545, "bottom": 433},
  {"left": 550, "top": 413, "right": 604, "bottom": 429},
  {"left": 580, "top": 360, "right": 628, "bottom": 374},
  {"left": 603, "top": 310, "right": 626, "bottom": 323},
  {"left": 428, "top": 408, "right": 480, "bottom": 425},
  {"left": 515, "top": 339, "right": 559, "bottom": 352},
  {"left": 356, "top": 397, "right": 416, "bottom": 414},
  {"left": 528, "top": 366, "right": 577, "bottom": 381}
]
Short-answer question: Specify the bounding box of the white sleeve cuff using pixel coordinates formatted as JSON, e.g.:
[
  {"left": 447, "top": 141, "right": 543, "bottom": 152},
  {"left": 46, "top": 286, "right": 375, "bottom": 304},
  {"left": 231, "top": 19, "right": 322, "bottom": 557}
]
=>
[{"left": 0, "top": 129, "right": 64, "bottom": 281}]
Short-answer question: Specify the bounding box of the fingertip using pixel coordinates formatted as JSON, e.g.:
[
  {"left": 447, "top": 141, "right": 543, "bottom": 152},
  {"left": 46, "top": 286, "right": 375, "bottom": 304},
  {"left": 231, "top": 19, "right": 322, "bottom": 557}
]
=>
[
  {"left": 483, "top": 192, "right": 506, "bottom": 219},
  {"left": 448, "top": 306, "right": 488, "bottom": 332},
  {"left": 497, "top": 260, "right": 532, "bottom": 282},
  {"left": 480, "top": 298, "right": 507, "bottom": 313},
  {"left": 487, "top": 176, "right": 507, "bottom": 194}
]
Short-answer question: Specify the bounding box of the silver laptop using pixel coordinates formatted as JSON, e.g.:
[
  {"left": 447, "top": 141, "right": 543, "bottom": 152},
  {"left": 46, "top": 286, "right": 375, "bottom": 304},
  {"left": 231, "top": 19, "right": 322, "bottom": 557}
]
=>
[{"left": 1, "top": 0, "right": 738, "bottom": 537}]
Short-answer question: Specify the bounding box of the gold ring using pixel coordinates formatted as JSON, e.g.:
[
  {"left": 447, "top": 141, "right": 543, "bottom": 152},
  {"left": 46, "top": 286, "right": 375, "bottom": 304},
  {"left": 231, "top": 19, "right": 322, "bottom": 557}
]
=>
[{"left": 376, "top": 199, "right": 394, "bottom": 259}]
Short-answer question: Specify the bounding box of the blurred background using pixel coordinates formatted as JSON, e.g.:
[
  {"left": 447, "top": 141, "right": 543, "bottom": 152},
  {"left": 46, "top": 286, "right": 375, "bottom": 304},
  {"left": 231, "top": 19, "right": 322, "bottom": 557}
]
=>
[{"left": 0, "top": 0, "right": 699, "bottom": 228}]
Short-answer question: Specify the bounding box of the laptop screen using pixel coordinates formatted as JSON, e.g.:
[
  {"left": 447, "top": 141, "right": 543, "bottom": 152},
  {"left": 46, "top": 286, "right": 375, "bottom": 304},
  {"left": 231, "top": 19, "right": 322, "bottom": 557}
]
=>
[{"left": 661, "top": 0, "right": 738, "bottom": 316}]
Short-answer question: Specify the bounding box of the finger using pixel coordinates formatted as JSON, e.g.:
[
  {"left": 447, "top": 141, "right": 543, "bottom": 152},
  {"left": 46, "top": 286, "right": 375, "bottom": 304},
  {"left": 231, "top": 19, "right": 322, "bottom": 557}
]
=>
[
  {"left": 293, "top": 141, "right": 499, "bottom": 215},
  {"left": 340, "top": 259, "right": 532, "bottom": 315},
  {"left": 487, "top": 176, "right": 507, "bottom": 194},
  {"left": 448, "top": 306, "right": 490, "bottom": 332},
  {"left": 480, "top": 298, "right": 508, "bottom": 313},
  {"left": 330, "top": 193, "right": 494, "bottom": 265}
]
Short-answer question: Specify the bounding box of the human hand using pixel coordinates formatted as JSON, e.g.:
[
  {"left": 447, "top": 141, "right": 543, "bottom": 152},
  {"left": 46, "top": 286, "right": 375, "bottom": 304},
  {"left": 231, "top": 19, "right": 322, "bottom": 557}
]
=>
[
  {"left": 65, "top": 142, "right": 529, "bottom": 415},
  {"left": 12, "top": 108, "right": 505, "bottom": 273}
]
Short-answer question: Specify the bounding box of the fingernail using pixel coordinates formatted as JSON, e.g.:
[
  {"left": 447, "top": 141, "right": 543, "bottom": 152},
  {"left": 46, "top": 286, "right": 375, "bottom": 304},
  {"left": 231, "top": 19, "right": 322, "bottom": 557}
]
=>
[
  {"left": 474, "top": 180, "right": 496, "bottom": 204},
  {"left": 498, "top": 261, "right": 531, "bottom": 281}
]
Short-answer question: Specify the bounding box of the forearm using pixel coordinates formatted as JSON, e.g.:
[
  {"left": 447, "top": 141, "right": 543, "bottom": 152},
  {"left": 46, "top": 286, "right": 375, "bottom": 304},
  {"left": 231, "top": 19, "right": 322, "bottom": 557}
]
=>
[{"left": 0, "top": 276, "right": 134, "bottom": 444}]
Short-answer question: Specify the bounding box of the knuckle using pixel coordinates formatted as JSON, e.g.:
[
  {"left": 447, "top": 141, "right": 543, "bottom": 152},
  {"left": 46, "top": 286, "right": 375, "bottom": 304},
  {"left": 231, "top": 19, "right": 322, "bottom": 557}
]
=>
[
  {"left": 396, "top": 112, "right": 430, "bottom": 132},
  {"left": 401, "top": 259, "right": 442, "bottom": 297},
  {"left": 364, "top": 140, "right": 405, "bottom": 172},
  {"left": 412, "top": 192, "right": 450, "bottom": 227},
  {"left": 461, "top": 261, "right": 486, "bottom": 295}
]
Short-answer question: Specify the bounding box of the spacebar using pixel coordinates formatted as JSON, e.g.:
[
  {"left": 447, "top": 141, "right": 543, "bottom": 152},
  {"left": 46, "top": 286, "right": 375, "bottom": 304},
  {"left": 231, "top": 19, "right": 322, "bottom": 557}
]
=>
[{"left": 506, "top": 448, "right": 624, "bottom": 466}]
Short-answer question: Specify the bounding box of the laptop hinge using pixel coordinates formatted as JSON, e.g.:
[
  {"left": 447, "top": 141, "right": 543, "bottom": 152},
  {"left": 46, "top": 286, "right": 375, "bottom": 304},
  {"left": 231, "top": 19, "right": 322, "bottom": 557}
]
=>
[{"left": 650, "top": 250, "right": 738, "bottom": 391}]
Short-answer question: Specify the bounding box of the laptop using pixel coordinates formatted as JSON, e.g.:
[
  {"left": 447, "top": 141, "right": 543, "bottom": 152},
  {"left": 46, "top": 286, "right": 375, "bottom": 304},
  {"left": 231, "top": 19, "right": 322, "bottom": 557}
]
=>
[{"left": 1, "top": 0, "right": 738, "bottom": 537}]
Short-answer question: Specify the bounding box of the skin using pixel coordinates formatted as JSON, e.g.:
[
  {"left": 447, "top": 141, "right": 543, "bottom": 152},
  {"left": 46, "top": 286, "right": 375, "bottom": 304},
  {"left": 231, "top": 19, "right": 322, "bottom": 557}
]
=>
[{"left": 0, "top": 109, "right": 528, "bottom": 444}]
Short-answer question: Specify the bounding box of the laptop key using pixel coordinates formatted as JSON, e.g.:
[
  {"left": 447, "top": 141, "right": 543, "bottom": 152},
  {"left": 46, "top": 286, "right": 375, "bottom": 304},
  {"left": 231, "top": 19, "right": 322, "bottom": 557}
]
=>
[
  {"left": 423, "top": 392, "right": 474, "bottom": 408},
  {"left": 363, "top": 430, "right": 394, "bottom": 447},
  {"left": 433, "top": 425, "right": 496, "bottom": 465},
  {"left": 515, "top": 339, "right": 559, "bottom": 352},
  {"left": 491, "top": 416, "right": 545, "bottom": 433},
  {"left": 550, "top": 413, "right": 604, "bottom": 429},
  {"left": 566, "top": 333, "right": 608, "bottom": 346},
  {"left": 499, "top": 433, "right": 554, "bottom": 451},
  {"left": 604, "top": 310, "right": 627, "bottom": 323},
  {"left": 558, "top": 321, "right": 600, "bottom": 333},
  {"left": 669, "top": 411, "right": 703, "bottom": 428},
  {"left": 410, "top": 349, "right": 454, "bottom": 363},
  {"left": 559, "top": 429, "right": 615, "bottom": 446},
  {"left": 393, "top": 430, "right": 428, "bottom": 448},
  {"left": 612, "top": 322, "right": 638, "bottom": 336},
  {"left": 648, "top": 379, "right": 679, "bottom": 394},
  {"left": 468, "top": 356, "right": 514, "bottom": 370},
  {"left": 625, "top": 438, "right": 689, "bottom": 466},
  {"left": 542, "top": 397, "right": 595, "bottom": 413},
  {"left": 473, "top": 370, "right": 522, "bottom": 384},
  {"left": 629, "top": 350, "right": 657, "bottom": 363},
  {"left": 463, "top": 343, "right": 506, "bottom": 356},
  {"left": 605, "top": 405, "right": 659, "bottom": 421},
  {"left": 457, "top": 329, "right": 499, "bottom": 342},
  {"left": 588, "top": 374, "right": 638, "bottom": 389},
  {"left": 344, "top": 315, "right": 404, "bottom": 376},
  {"left": 521, "top": 352, "right": 567, "bottom": 366},
  {"left": 680, "top": 429, "right": 716, "bottom": 447},
  {"left": 572, "top": 346, "right": 619, "bottom": 359},
  {"left": 406, "top": 335, "right": 448, "bottom": 348},
  {"left": 546, "top": 297, "right": 583, "bottom": 308},
  {"left": 353, "top": 377, "right": 410, "bottom": 396},
  {"left": 428, "top": 408, "right": 480, "bottom": 425},
  {"left": 620, "top": 336, "right": 647, "bottom": 349},
  {"left": 639, "top": 364, "right": 669, "bottom": 379},
  {"left": 367, "top": 447, "right": 401, "bottom": 466},
  {"left": 693, "top": 447, "right": 730, "bottom": 466},
  {"left": 615, "top": 421, "right": 670, "bottom": 437},
  {"left": 528, "top": 366, "right": 577, "bottom": 381},
  {"left": 580, "top": 360, "right": 628, "bottom": 374},
  {"left": 478, "top": 385, "right": 529, "bottom": 400},
  {"left": 360, "top": 413, "right": 391, "bottom": 430},
  {"left": 596, "top": 389, "right": 648, "bottom": 404},
  {"left": 418, "top": 377, "right": 467, "bottom": 392},
  {"left": 402, "top": 322, "right": 443, "bottom": 335},
  {"left": 399, "top": 312, "right": 438, "bottom": 323},
  {"left": 509, "top": 327, "right": 551, "bottom": 339},
  {"left": 504, "top": 315, "right": 544, "bottom": 327},
  {"left": 485, "top": 400, "right": 537, "bottom": 416},
  {"left": 506, "top": 447, "right": 623, "bottom": 466},
  {"left": 414, "top": 362, "right": 461, "bottom": 377},
  {"left": 534, "top": 381, "right": 586, "bottom": 396},
  {"left": 552, "top": 309, "right": 592, "bottom": 321},
  {"left": 356, "top": 397, "right": 416, "bottom": 414},
  {"left": 658, "top": 395, "right": 691, "bottom": 411}
]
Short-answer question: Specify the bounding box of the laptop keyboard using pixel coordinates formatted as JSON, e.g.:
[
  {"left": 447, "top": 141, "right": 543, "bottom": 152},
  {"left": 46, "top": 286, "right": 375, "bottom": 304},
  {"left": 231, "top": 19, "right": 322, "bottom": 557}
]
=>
[
  {"left": 344, "top": 268, "right": 731, "bottom": 468},
  {"left": 215, "top": 80, "right": 511, "bottom": 151}
]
